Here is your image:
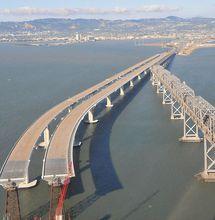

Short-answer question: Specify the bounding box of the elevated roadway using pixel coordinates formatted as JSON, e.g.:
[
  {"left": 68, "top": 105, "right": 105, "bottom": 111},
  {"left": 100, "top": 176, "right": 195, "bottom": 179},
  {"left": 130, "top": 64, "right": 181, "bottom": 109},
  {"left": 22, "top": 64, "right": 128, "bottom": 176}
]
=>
[
  {"left": 42, "top": 51, "right": 175, "bottom": 184},
  {"left": 0, "top": 50, "right": 175, "bottom": 188}
]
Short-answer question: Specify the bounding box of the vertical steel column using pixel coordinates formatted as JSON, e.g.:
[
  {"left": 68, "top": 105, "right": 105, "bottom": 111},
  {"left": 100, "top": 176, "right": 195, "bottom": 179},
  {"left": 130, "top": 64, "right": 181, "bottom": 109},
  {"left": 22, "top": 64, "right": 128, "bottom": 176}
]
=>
[
  {"left": 156, "top": 82, "right": 164, "bottom": 94},
  {"left": 152, "top": 74, "right": 158, "bottom": 86},
  {"left": 4, "top": 185, "right": 21, "bottom": 220},
  {"left": 171, "top": 99, "right": 184, "bottom": 120},
  {"left": 204, "top": 138, "right": 215, "bottom": 173},
  {"left": 49, "top": 178, "right": 62, "bottom": 220},
  {"left": 162, "top": 88, "right": 172, "bottom": 105},
  {"left": 179, "top": 112, "right": 201, "bottom": 142}
]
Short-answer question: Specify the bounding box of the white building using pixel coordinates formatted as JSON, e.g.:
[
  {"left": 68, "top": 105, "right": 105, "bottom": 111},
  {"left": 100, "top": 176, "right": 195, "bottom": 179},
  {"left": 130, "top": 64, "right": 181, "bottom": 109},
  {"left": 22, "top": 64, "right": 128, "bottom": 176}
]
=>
[{"left": 75, "top": 33, "right": 81, "bottom": 41}]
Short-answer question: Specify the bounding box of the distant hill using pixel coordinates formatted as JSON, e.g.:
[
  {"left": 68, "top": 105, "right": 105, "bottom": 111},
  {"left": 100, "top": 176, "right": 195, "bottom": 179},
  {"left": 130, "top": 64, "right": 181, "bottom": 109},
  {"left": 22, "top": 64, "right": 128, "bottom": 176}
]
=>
[
  {"left": 165, "top": 16, "right": 184, "bottom": 21},
  {"left": 0, "top": 17, "right": 214, "bottom": 33}
]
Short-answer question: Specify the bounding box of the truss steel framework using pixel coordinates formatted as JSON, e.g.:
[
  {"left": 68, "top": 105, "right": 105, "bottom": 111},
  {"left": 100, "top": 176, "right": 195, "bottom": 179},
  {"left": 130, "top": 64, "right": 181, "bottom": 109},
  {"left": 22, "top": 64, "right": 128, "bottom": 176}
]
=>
[{"left": 151, "top": 65, "right": 215, "bottom": 181}]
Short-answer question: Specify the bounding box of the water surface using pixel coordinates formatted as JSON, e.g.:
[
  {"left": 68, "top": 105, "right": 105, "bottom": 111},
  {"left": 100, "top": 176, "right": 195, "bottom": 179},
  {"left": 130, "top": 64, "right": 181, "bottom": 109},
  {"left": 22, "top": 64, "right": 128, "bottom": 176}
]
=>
[{"left": 0, "top": 42, "right": 214, "bottom": 219}]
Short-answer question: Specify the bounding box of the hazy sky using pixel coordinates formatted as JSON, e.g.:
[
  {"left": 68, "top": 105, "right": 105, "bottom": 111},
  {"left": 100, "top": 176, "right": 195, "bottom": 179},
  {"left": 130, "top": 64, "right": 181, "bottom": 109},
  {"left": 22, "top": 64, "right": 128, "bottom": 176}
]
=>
[{"left": 0, "top": 0, "right": 214, "bottom": 21}]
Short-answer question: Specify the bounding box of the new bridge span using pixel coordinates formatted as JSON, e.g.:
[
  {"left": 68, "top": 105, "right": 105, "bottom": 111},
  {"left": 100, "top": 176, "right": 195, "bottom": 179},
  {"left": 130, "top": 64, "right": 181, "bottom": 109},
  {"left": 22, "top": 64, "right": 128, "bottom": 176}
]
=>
[{"left": 0, "top": 50, "right": 175, "bottom": 188}]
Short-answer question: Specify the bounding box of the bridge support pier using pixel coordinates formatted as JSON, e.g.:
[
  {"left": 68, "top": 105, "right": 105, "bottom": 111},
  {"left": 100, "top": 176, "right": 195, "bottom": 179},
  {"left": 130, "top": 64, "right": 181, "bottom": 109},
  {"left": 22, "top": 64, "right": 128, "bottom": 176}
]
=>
[
  {"left": 171, "top": 100, "right": 184, "bottom": 120},
  {"left": 4, "top": 184, "right": 21, "bottom": 220},
  {"left": 49, "top": 178, "right": 62, "bottom": 220},
  {"left": 151, "top": 74, "right": 158, "bottom": 86},
  {"left": 150, "top": 73, "right": 153, "bottom": 82},
  {"left": 156, "top": 82, "right": 164, "bottom": 94},
  {"left": 39, "top": 127, "right": 50, "bottom": 148},
  {"left": 106, "top": 97, "right": 113, "bottom": 108},
  {"left": 138, "top": 75, "right": 141, "bottom": 80},
  {"left": 162, "top": 62, "right": 168, "bottom": 68},
  {"left": 196, "top": 139, "right": 215, "bottom": 182},
  {"left": 162, "top": 89, "right": 172, "bottom": 105},
  {"left": 120, "top": 87, "right": 124, "bottom": 96},
  {"left": 179, "top": 112, "right": 202, "bottom": 142},
  {"left": 85, "top": 110, "right": 98, "bottom": 124},
  {"left": 130, "top": 80, "right": 134, "bottom": 87}
]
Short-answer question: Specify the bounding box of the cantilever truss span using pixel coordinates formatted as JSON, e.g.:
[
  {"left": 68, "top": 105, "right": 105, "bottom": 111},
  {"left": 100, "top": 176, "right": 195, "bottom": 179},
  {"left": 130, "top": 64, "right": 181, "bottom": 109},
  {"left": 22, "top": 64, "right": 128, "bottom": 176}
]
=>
[
  {"left": 0, "top": 50, "right": 175, "bottom": 188},
  {"left": 151, "top": 65, "right": 215, "bottom": 182}
]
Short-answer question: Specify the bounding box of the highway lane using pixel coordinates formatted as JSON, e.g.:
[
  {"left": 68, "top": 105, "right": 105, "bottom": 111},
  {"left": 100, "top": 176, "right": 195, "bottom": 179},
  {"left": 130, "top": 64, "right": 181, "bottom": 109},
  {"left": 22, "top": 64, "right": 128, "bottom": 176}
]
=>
[
  {"left": 0, "top": 53, "right": 163, "bottom": 187},
  {"left": 43, "top": 51, "right": 175, "bottom": 183}
]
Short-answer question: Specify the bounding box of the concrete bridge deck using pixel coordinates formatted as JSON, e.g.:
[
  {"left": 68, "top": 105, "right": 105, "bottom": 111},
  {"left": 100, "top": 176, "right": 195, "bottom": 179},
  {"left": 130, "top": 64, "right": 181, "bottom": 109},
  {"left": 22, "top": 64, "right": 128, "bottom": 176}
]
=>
[
  {"left": 0, "top": 51, "right": 175, "bottom": 188},
  {"left": 42, "top": 51, "right": 175, "bottom": 184}
]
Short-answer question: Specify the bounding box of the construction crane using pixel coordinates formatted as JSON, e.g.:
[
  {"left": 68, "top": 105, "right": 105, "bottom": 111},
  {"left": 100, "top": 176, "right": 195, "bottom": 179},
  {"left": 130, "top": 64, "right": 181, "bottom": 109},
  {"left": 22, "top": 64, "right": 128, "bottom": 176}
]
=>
[
  {"left": 55, "top": 177, "right": 70, "bottom": 219},
  {"left": 49, "top": 162, "right": 73, "bottom": 220}
]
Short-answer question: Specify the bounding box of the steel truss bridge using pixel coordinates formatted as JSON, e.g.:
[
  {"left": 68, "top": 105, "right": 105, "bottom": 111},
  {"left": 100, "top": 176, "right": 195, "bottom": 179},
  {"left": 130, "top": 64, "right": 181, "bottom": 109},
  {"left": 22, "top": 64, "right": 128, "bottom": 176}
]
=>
[
  {"left": 151, "top": 65, "right": 215, "bottom": 181},
  {"left": 0, "top": 50, "right": 175, "bottom": 189}
]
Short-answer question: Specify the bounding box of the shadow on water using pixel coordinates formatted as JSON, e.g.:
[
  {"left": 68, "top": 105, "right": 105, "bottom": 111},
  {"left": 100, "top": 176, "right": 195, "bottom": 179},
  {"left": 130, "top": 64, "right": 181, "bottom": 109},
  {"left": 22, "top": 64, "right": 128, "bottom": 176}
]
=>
[
  {"left": 22, "top": 124, "right": 94, "bottom": 219},
  {"left": 67, "top": 123, "right": 96, "bottom": 197},
  {"left": 65, "top": 74, "right": 151, "bottom": 218},
  {"left": 119, "top": 190, "right": 160, "bottom": 220},
  {"left": 23, "top": 75, "right": 151, "bottom": 219},
  {"left": 23, "top": 200, "right": 50, "bottom": 219}
]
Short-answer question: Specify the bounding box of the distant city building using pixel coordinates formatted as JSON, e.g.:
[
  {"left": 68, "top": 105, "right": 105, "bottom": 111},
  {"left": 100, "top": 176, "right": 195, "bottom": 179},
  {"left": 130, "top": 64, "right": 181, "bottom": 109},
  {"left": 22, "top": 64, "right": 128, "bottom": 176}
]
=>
[
  {"left": 75, "top": 33, "right": 81, "bottom": 41},
  {"left": 87, "top": 36, "right": 95, "bottom": 41}
]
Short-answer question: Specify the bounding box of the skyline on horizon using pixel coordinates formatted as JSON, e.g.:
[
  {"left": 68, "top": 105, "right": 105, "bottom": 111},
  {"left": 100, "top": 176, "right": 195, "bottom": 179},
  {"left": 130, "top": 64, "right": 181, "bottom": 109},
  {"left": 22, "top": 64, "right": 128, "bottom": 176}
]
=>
[{"left": 0, "top": 0, "right": 214, "bottom": 21}]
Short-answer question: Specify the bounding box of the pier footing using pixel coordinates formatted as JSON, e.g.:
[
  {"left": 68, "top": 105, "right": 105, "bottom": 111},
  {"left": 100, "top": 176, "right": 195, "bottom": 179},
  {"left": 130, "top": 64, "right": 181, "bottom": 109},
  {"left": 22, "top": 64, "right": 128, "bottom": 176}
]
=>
[
  {"left": 179, "top": 136, "right": 202, "bottom": 143},
  {"left": 18, "top": 180, "right": 38, "bottom": 189},
  {"left": 195, "top": 172, "right": 215, "bottom": 182},
  {"left": 84, "top": 119, "right": 99, "bottom": 124},
  {"left": 84, "top": 110, "right": 99, "bottom": 124},
  {"left": 74, "top": 141, "right": 82, "bottom": 147}
]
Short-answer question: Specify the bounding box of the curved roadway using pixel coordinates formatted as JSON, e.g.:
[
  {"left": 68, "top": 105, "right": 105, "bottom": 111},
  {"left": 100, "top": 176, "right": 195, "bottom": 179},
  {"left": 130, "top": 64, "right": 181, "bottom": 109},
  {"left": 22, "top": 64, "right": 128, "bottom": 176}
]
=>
[
  {"left": 0, "top": 52, "right": 174, "bottom": 188},
  {"left": 42, "top": 51, "right": 175, "bottom": 184}
]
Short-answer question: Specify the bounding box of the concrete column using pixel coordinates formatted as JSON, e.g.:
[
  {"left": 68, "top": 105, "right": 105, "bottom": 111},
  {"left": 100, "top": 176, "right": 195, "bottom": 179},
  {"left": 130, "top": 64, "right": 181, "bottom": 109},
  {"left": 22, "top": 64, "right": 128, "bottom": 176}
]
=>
[
  {"left": 106, "top": 96, "right": 113, "bottom": 108},
  {"left": 138, "top": 75, "right": 141, "bottom": 80},
  {"left": 120, "top": 87, "right": 124, "bottom": 96},
  {"left": 44, "top": 128, "right": 50, "bottom": 147},
  {"left": 39, "top": 127, "right": 50, "bottom": 148},
  {"left": 86, "top": 110, "right": 98, "bottom": 124},
  {"left": 130, "top": 80, "right": 134, "bottom": 87}
]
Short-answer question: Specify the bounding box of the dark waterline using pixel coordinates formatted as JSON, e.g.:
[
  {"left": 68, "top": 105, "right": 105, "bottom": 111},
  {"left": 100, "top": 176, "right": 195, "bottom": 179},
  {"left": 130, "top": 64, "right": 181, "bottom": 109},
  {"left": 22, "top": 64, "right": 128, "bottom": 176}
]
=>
[{"left": 0, "top": 41, "right": 214, "bottom": 219}]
